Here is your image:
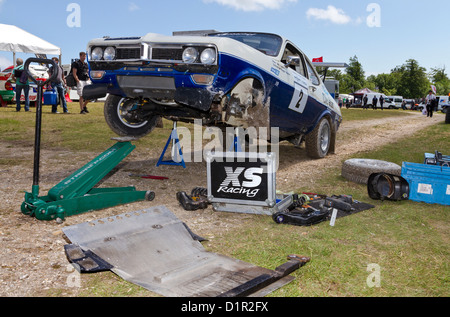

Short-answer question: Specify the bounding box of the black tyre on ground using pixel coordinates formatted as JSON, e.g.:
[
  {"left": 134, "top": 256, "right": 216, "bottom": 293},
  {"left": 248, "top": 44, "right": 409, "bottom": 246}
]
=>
[
  {"left": 446, "top": 109, "right": 450, "bottom": 124},
  {"left": 104, "top": 95, "right": 160, "bottom": 138},
  {"left": 341, "top": 158, "right": 402, "bottom": 184},
  {"left": 305, "top": 117, "right": 332, "bottom": 159}
]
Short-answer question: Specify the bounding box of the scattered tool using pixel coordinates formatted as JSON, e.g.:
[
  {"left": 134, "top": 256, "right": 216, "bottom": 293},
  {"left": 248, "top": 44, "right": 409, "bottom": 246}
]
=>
[
  {"left": 129, "top": 173, "right": 169, "bottom": 180},
  {"left": 20, "top": 58, "right": 155, "bottom": 222}
]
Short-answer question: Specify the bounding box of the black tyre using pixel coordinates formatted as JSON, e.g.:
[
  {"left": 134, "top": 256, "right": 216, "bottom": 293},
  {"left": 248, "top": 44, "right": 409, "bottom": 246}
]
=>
[
  {"left": 446, "top": 109, "right": 450, "bottom": 124},
  {"left": 341, "top": 158, "right": 402, "bottom": 184},
  {"left": 104, "top": 95, "right": 159, "bottom": 138},
  {"left": 305, "top": 118, "right": 331, "bottom": 159},
  {"left": 273, "top": 213, "right": 285, "bottom": 224}
]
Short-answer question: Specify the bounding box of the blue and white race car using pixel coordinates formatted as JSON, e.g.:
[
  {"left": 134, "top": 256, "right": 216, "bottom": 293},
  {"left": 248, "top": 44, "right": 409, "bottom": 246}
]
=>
[{"left": 84, "top": 31, "right": 342, "bottom": 158}]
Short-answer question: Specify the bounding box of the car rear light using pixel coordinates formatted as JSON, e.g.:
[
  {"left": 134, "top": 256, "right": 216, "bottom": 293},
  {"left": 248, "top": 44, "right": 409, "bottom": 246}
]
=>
[{"left": 5, "top": 81, "right": 12, "bottom": 90}]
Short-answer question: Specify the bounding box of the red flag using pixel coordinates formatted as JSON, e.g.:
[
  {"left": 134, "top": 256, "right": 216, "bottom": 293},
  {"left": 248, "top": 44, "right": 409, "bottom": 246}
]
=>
[{"left": 312, "top": 57, "right": 323, "bottom": 62}]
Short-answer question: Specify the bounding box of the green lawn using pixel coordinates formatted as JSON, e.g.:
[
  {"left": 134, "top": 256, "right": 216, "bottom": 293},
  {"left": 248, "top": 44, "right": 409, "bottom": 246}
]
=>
[{"left": 1, "top": 103, "right": 448, "bottom": 297}]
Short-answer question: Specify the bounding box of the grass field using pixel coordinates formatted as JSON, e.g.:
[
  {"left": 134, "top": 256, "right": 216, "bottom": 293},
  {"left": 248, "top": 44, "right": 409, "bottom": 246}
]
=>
[{"left": 1, "top": 103, "right": 449, "bottom": 297}]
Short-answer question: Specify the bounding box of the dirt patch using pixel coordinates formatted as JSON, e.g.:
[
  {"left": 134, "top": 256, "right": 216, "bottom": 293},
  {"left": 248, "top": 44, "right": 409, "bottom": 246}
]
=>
[{"left": 0, "top": 111, "right": 443, "bottom": 296}]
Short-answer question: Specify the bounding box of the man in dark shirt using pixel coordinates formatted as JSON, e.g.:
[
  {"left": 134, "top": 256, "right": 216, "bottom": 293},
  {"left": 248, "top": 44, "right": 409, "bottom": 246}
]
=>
[
  {"left": 49, "top": 57, "right": 68, "bottom": 113},
  {"left": 72, "top": 52, "right": 91, "bottom": 114}
]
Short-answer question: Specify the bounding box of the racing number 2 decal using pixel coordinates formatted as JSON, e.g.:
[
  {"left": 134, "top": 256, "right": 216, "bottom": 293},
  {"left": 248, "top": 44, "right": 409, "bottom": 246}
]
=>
[{"left": 288, "top": 82, "right": 308, "bottom": 114}]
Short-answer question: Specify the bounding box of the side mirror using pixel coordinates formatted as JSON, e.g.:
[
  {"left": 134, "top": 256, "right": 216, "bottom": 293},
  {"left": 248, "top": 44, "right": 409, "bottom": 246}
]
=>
[{"left": 285, "top": 56, "right": 300, "bottom": 68}]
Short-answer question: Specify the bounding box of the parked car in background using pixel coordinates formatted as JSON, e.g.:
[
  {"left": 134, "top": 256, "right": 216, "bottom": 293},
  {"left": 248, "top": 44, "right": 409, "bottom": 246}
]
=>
[
  {"left": 402, "top": 99, "right": 415, "bottom": 110},
  {"left": 84, "top": 31, "right": 343, "bottom": 158},
  {"left": 0, "top": 66, "right": 15, "bottom": 106},
  {"left": 385, "top": 95, "right": 403, "bottom": 109},
  {"left": 0, "top": 64, "right": 49, "bottom": 106},
  {"left": 436, "top": 95, "right": 449, "bottom": 113}
]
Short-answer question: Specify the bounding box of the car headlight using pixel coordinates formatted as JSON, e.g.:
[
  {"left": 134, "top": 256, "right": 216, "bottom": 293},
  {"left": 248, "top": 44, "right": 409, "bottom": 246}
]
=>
[
  {"left": 103, "top": 47, "right": 116, "bottom": 61},
  {"left": 91, "top": 47, "right": 103, "bottom": 60},
  {"left": 182, "top": 47, "right": 198, "bottom": 64},
  {"left": 200, "top": 48, "right": 216, "bottom": 65}
]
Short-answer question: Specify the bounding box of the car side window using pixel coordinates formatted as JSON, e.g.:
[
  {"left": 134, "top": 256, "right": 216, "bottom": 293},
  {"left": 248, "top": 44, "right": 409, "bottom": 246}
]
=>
[
  {"left": 306, "top": 61, "right": 320, "bottom": 86},
  {"left": 281, "top": 43, "right": 306, "bottom": 77}
]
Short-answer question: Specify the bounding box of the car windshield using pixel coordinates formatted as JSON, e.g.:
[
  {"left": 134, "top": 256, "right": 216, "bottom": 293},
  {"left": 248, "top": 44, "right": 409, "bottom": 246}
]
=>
[{"left": 208, "top": 32, "right": 282, "bottom": 56}]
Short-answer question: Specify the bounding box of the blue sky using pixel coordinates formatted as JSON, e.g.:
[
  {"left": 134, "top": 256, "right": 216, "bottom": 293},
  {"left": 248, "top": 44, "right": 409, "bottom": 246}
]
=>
[{"left": 0, "top": 0, "right": 448, "bottom": 78}]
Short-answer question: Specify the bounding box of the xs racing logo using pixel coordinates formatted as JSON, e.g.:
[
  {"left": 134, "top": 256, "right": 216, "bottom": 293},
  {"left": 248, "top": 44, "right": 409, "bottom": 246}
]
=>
[{"left": 217, "top": 167, "right": 263, "bottom": 198}]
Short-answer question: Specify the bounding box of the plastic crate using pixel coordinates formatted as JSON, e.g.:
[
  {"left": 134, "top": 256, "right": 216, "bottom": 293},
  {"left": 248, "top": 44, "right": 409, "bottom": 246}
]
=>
[
  {"left": 401, "top": 162, "right": 450, "bottom": 206},
  {"left": 43, "top": 89, "right": 58, "bottom": 105}
]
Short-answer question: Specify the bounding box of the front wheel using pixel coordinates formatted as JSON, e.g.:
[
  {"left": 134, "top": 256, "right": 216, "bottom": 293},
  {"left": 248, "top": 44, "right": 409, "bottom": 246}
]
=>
[
  {"left": 104, "top": 95, "right": 159, "bottom": 138},
  {"left": 305, "top": 117, "right": 331, "bottom": 159}
]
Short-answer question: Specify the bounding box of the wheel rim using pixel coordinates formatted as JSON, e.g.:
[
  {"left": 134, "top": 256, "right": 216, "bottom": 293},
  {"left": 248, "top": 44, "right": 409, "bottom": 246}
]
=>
[
  {"left": 117, "top": 98, "right": 148, "bottom": 129},
  {"left": 320, "top": 122, "right": 330, "bottom": 153}
]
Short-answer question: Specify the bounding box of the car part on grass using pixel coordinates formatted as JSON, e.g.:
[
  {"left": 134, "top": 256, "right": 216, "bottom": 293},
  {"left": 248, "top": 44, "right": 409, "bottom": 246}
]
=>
[
  {"left": 22, "top": 141, "right": 155, "bottom": 222},
  {"left": 62, "top": 205, "right": 306, "bottom": 297},
  {"left": 64, "top": 244, "right": 114, "bottom": 273},
  {"left": 273, "top": 205, "right": 330, "bottom": 226},
  {"left": 191, "top": 186, "right": 208, "bottom": 198},
  {"left": 367, "top": 173, "right": 410, "bottom": 201},
  {"left": 446, "top": 110, "right": 450, "bottom": 124},
  {"left": 218, "top": 254, "right": 310, "bottom": 297},
  {"left": 323, "top": 196, "right": 355, "bottom": 212},
  {"left": 176, "top": 191, "right": 209, "bottom": 211},
  {"left": 273, "top": 194, "right": 375, "bottom": 226},
  {"left": 341, "top": 158, "right": 402, "bottom": 184}
]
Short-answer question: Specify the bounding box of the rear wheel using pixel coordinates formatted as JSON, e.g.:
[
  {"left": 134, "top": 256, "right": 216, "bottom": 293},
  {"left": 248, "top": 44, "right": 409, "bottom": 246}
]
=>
[
  {"left": 104, "top": 95, "right": 159, "bottom": 138},
  {"left": 305, "top": 118, "right": 331, "bottom": 159}
]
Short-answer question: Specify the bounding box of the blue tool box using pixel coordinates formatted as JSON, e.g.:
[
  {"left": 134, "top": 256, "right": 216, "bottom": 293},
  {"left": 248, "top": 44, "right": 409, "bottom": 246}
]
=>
[
  {"left": 43, "top": 89, "right": 58, "bottom": 105},
  {"left": 401, "top": 162, "right": 450, "bottom": 206}
]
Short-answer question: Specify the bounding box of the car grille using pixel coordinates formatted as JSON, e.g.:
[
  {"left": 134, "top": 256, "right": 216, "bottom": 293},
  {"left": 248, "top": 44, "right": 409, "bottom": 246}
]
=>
[
  {"left": 116, "top": 48, "right": 141, "bottom": 60},
  {"left": 151, "top": 48, "right": 183, "bottom": 62}
]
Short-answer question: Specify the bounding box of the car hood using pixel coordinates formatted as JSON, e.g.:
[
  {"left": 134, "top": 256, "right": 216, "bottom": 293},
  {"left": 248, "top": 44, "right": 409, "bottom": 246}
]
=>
[{"left": 88, "top": 32, "right": 285, "bottom": 61}]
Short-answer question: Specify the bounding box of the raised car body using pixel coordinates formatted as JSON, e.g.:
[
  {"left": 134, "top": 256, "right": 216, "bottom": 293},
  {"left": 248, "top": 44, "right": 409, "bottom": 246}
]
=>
[{"left": 85, "top": 31, "right": 342, "bottom": 158}]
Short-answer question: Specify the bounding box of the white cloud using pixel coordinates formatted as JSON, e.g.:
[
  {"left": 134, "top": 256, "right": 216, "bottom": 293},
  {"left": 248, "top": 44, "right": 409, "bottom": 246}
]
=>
[
  {"left": 128, "top": 2, "right": 139, "bottom": 12},
  {"left": 204, "top": 0, "right": 297, "bottom": 12},
  {"left": 306, "top": 5, "right": 351, "bottom": 25}
]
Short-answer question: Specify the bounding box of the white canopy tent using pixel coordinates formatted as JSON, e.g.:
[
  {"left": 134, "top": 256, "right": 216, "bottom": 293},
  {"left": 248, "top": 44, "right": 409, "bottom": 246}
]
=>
[{"left": 0, "top": 23, "right": 61, "bottom": 65}]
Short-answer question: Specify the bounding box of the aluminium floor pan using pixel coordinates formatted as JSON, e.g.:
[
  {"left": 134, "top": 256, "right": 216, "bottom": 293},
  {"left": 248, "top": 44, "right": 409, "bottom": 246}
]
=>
[{"left": 62, "top": 205, "right": 294, "bottom": 297}]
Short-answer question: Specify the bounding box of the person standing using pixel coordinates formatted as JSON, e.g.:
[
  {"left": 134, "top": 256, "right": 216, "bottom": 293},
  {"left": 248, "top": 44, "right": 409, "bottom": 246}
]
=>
[
  {"left": 11, "top": 58, "right": 30, "bottom": 112},
  {"left": 425, "top": 90, "right": 436, "bottom": 118},
  {"left": 48, "top": 57, "right": 69, "bottom": 113},
  {"left": 379, "top": 95, "right": 384, "bottom": 110},
  {"left": 363, "top": 95, "right": 368, "bottom": 109},
  {"left": 72, "top": 52, "right": 91, "bottom": 114},
  {"left": 372, "top": 95, "right": 378, "bottom": 110}
]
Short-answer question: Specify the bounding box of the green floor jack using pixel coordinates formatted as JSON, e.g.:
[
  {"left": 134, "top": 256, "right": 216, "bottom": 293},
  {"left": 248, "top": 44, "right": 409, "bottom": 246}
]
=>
[{"left": 20, "top": 58, "right": 155, "bottom": 222}]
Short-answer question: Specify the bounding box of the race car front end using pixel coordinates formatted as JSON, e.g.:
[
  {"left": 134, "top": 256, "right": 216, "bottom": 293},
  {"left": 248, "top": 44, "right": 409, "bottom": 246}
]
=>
[{"left": 85, "top": 35, "right": 222, "bottom": 113}]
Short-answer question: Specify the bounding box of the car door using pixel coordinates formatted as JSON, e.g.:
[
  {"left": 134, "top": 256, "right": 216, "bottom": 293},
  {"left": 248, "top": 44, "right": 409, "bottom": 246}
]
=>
[{"left": 270, "top": 42, "right": 311, "bottom": 133}]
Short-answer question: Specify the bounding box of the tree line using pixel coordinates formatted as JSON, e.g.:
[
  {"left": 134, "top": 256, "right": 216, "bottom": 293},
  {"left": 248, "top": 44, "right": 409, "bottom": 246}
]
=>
[{"left": 327, "top": 56, "right": 450, "bottom": 99}]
